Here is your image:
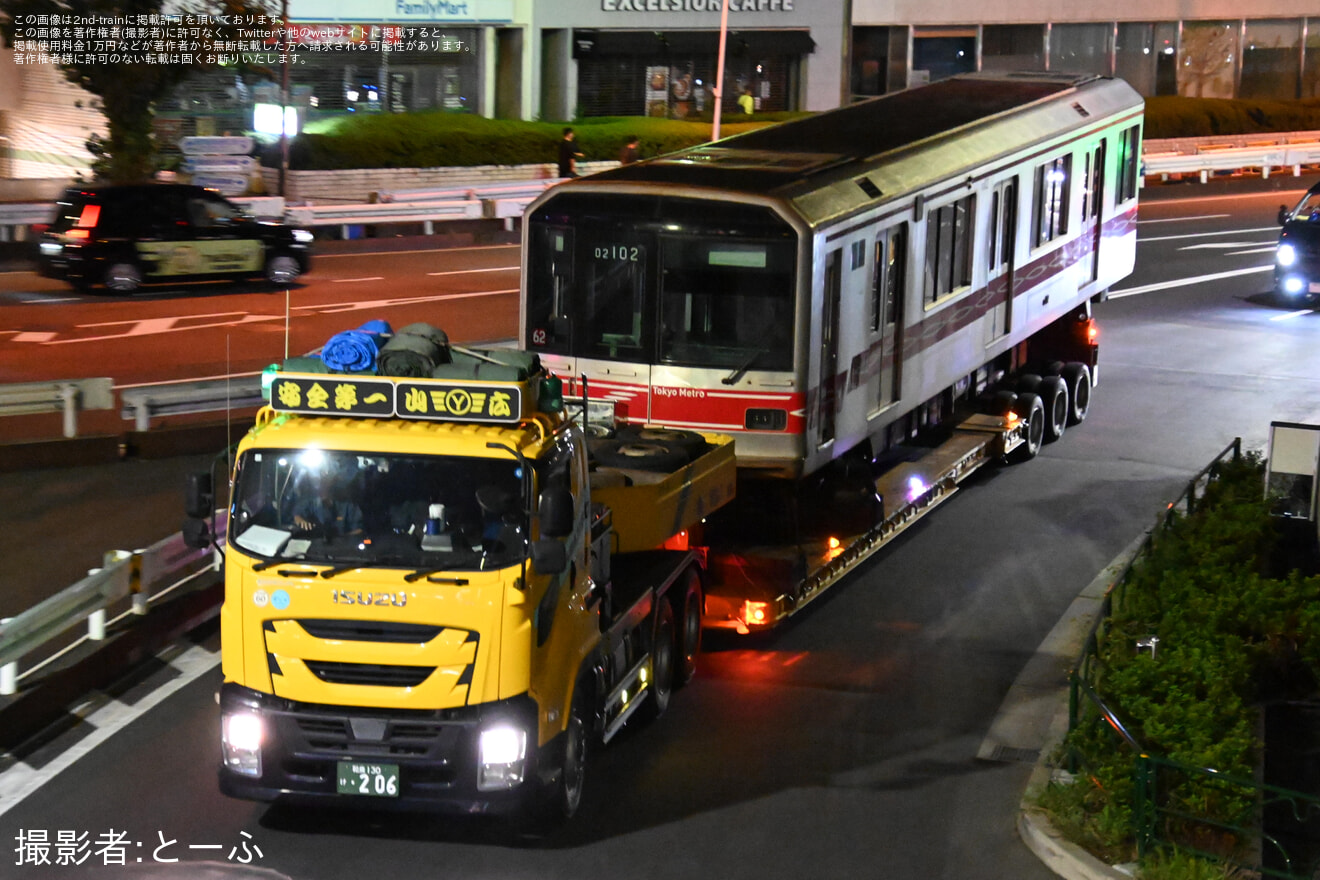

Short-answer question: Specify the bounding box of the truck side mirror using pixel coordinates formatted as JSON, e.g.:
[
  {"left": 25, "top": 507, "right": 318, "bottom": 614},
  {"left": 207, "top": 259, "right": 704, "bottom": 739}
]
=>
[
  {"left": 531, "top": 538, "right": 568, "bottom": 575},
  {"left": 185, "top": 471, "right": 214, "bottom": 519},
  {"left": 183, "top": 516, "right": 214, "bottom": 549},
  {"left": 1279, "top": 205, "right": 1290, "bottom": 225},
  {"left": 538, "top": 486, "right": 574, "bottom": 538}
]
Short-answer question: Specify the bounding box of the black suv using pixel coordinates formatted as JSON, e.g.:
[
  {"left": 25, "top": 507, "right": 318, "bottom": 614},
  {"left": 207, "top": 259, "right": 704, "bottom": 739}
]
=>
[
  {"left": 1276, "top": 181, "right": 1320, "bottom": 302},
  {"left": 37, "top": 183, "right": 312, "bottom": 293}
]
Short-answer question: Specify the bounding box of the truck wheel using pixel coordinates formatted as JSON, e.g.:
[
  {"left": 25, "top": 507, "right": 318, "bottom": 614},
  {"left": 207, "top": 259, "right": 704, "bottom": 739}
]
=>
[
  {"left": 539, "top": 685, "right": 589, "bottom": 827},
  {"left": 593, "top": 441, "right": 689, "bottom": 472},
  {"left": 1009, "top": 392, "right": 1045, "bottom": 463},
  {"left": 641, "top": 599, "right": 675, "bottom": 721},
  {"left": 675, "top": 570, "right": 702, "bottom": 687},
  {"left": 1016, "top": 373, "right": 1041, "bottom": 394},
  {"left": 1036, "top": 375, "right": 1069, "bottom": 442},
  {"left": 104, "top": 262, "right": 142, "bottom": 293},
  {"left": 1060, "top": 363, "right": 1092, "bottom": 425}
]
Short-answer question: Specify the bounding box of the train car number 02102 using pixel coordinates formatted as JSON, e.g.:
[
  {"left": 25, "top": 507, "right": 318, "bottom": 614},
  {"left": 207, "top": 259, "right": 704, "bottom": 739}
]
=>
[
  {"left": 594, "top": 244, "right": 641, "bottom": 262},
  {"left": 337, "top": 761, "right": 400, "bottom": 797}
]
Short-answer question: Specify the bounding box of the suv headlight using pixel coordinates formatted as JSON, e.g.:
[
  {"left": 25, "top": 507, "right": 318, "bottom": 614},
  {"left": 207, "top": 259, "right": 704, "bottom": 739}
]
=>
[{"left": 1278, "top": 242, "right": 1297, "bottom": 267}]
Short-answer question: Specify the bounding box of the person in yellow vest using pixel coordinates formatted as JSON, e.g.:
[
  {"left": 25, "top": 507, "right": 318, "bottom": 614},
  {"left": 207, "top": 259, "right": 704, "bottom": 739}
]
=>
[{"left": 738, "top": 87, "right": 755, "bottom": 115}]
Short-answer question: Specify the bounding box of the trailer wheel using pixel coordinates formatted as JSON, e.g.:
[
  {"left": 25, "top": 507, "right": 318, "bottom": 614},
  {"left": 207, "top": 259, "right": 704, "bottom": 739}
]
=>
[
  {"left": 675, "top": 569, "right": 703, "bottom": 687},
  {"left": 985, "top": 389, "right": 1018, "bottom": 416},
  {"left": 1060, "top": 363, "right": 1092, "bottom": 425},
  {"left": 1036, "top": 375, "right": 1069, "bottom": 442},
  {"left": 1009, "top": 392, "right": 1045, "bottom": 463},
  {"left": 1016, "top": 373, "right": 1042, "bottom": 394},
  {"left": 640, "top": 599, "right": 675, "bottom": 721}
]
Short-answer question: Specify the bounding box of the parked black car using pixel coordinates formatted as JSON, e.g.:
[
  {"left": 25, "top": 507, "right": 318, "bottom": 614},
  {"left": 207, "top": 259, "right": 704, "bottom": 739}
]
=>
[
  {"left": 37, "top": 183, "right": 312, "bottom": 293},
  {"left": 1276, "top": 181, "right": 1320, "bottom": 301}
]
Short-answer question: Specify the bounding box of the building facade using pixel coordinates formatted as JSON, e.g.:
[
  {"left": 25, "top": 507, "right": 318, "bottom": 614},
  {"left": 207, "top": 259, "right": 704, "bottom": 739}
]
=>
[{"left": 3, "top": 0, "right": 1320, "bottom": 179}]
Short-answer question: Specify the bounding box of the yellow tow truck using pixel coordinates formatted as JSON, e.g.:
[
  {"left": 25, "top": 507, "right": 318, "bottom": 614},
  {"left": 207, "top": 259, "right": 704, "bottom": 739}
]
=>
[{"left": 183, "top": 334, "right": 733, "bottom": 823}]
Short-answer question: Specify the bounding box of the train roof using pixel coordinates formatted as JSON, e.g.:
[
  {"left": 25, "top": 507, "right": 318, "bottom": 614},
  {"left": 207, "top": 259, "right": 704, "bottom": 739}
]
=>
[{"left": 576, "top": 72, "right": 1143, "bottom": 226}]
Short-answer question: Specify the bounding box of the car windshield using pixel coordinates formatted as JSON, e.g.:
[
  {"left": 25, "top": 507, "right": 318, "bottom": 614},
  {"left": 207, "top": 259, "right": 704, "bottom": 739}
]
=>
[
  {"left": 1288, "top": 189, "right": 1320, "bottom": 222},
  {"left": 229, "top": 448, "right": 527, "bottom": 571}
]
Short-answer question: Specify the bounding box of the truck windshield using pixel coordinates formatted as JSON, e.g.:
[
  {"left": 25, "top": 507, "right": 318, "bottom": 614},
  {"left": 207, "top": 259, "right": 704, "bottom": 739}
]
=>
[{"left": 228, "top": 448, "right": 527, "bottom": 571}]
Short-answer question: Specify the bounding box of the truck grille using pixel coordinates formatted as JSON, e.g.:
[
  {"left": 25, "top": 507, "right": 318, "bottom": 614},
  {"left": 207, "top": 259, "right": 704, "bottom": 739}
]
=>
[
  {"left": 304, "top": 661, "right": 434, "bottom": 687},
  {"left": 296, "top": 618, "right": 444, "bottom": 643},
  {"left": 289, "top": 714, "right": 452, "bottom": 758}
]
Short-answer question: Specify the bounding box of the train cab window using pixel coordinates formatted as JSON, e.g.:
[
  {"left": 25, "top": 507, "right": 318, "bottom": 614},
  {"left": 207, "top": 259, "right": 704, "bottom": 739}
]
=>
[
  {"left": 658, "top": 238, "right": 794, "bottom": 373},
  {"left": 923, "top": 194, "right": 975, "bottom": 306},
  {"left": 525, "top": 225, "right": 575, "bottom": 354},
  {"left": 583, "top": 239, "right": 649, "bottom": 360},
  {"left": 1117, "top": 125, "right": 1141, "bottom": 204},
  {"left": 1032, "top": 155, "right": 1072, "bottom": 247}
]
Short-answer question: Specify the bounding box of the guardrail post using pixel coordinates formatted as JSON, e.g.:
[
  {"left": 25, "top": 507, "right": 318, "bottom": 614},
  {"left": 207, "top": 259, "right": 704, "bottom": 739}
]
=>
[
  {"left": 0, "top": 660, "right": 15, "bottom": 695},
  {"left": 88, "top": 609, "right": 106, "bottom": 640},
  {"left": 57, "top": 382, "right": 80, "bottom": 438},
  {"left": 132, "top": 399, "right": 151, "bottom": 432},
  {"left": 424, "top": 220, "right": 433, "bottom": 235}
]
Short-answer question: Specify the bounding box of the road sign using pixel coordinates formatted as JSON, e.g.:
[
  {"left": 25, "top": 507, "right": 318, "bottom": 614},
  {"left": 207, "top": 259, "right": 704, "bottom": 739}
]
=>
[{"left": 180, "top": 136, "right": 254, "bottom": 156}]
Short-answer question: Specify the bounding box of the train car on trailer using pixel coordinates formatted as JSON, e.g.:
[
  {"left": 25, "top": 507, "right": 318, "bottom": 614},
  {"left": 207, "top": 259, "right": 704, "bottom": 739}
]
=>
[{"left": 520, "top": 71, "right": 1144, "bottom": 630}]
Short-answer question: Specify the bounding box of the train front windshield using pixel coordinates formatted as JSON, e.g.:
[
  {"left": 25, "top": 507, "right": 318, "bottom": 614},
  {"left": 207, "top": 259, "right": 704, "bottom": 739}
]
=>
[{"left": 525, "top": 193, "right": 797, "bottom": 372}]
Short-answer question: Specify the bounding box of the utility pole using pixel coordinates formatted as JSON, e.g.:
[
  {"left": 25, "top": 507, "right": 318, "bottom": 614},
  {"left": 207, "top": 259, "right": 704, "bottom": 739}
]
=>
[
  {"left": 711, "top": 0, "right": 729, "bottom": 142},
  {"left": 279, "top": 0, "right": 290, "bottom": 198}
]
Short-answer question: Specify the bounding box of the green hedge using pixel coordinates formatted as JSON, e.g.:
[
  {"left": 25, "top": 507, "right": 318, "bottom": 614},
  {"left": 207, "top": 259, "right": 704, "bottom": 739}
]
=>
[
  {"left": 271, "top": 96, "right": 1320, "bottom": 170},
  {"left": 1040, "top": 454, "right": 1320, "bottom": 873},
  {"left": 272, "top": 110, "right": 804, "bottom": 170}
]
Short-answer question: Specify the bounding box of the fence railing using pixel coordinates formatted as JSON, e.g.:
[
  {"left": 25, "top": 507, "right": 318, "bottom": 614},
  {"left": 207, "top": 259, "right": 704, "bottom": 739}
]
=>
[
  {"left": 1060, "top": 437, "right": 1320, "bottom": 878},
  {"left": 0, "top": 517, "right": 226, "bottom": 696},
  {"left": 0, "top": 377, "right": 115, "bottom": 438},
  {"left": 1143, "top": 132, "right": 1320, "bottom": 182}
]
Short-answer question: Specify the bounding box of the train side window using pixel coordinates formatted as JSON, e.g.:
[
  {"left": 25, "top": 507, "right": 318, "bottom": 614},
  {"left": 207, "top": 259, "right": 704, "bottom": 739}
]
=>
[
  {"left": 1116, "top": 125, "right": 1141, "bottom": 204},
  {"left": 923, "top": 194, "right": 975, "bottom": 307},
  {"left": 526, "top": 225, "right": 575, "bottom": 354},
  {"left": 1032, "top": 155, "right": 1071, "bottom": 247}
]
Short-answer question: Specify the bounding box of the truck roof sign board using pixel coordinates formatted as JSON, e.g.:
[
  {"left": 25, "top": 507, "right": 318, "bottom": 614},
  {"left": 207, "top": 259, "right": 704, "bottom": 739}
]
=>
[{"left": 269, "top": 372, "right": 528, "bottom": 424}]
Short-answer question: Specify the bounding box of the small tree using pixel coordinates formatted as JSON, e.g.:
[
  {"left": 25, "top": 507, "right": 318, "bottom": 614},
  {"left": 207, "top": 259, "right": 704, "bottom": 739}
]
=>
[{"left": 0, "top": 0, "right": 275, "bottom": 182}]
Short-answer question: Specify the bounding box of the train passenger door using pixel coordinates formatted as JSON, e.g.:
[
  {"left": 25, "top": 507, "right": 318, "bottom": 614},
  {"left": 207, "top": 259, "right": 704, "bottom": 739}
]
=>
[
  {"left": 818, "top": 249, "right": 842, "bottom": 447},
  {"left": 985, "top": 176, "right": 1018, "bottom": 346},
  {"left": 1084, "top": 140, "right": 1107, "bottom": 284},
  {"left": 870, "top": 224, "right": 906, "bottom": 413}
]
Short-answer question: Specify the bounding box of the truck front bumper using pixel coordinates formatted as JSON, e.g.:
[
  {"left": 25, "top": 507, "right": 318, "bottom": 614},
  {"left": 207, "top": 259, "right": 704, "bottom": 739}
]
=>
[{"left": 218, "top": 683, "right": 553, "bottom": 815}]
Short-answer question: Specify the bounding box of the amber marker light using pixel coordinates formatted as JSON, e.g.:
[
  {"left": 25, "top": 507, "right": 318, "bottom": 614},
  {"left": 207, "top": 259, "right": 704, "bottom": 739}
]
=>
[
  {"left": 1087, "top": 321, "right": 1099, "bottom": 344},
  {"left": 743, "top": 600, "right": 770, "bottom": 626}
]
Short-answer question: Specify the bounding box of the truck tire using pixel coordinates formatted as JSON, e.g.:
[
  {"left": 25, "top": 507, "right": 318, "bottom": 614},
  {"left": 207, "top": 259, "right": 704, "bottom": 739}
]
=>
[
  {"left": 1016, "top": 373, "right": 1042, "bottom": 394},
  {"left": 640, "top": 599, "right": 675, "bottom": 721},
  {"left": 675, "top": 570, "right": 702, "bottom": 687},
  {"left": 1060, "top": 362, "right": 1092, "bottom": 425},
  {"left": 1035, "top": 375, "right": 1069, "bottom": 443},
  {"left": 592, "top": 441, "right": 689, "bottom": 472},
  {"left": 537, "top": 684, "right": 589, "bottom": 827},
  {"left": 619, "top": 426, "right": 707, "bottom": 459},
  {"left": 1009, "top": 392, "right": 1045, "bottom": 463}
]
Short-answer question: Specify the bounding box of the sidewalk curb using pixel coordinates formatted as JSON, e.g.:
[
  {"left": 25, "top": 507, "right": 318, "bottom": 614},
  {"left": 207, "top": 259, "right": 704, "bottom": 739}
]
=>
[{"left": 977, "top": 530, "right": 1152, "bottom": 880}]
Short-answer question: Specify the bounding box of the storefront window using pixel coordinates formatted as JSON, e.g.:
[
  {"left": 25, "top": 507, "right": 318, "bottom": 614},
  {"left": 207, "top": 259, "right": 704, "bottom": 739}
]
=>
[
  {"left": 1241, "top": 20, "right": 1301, "bottom": 100},
  {"left": 912, "top": 28, "right": 976, "bottom": 84},
  {"left": 1115, "top": 23, "right": 1156, "bottom": 96},
  {"left": 981, "top": 25, "right": 1044, "bottom": 72},
  {"left": 1307, "top": 20, "right": 1320, "bottom": 98},
  {"left": 1178, "top": 20, "right": 1238, "bottom": 98},
  {"left": 1050, "top": 23, "right": 1111, "bottom": 76}
]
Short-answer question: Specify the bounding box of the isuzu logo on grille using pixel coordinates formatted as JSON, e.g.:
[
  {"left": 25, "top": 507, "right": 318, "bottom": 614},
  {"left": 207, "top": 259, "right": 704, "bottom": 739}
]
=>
[{"left": 331, "top": 590, "right": 407, "bottom": 607}]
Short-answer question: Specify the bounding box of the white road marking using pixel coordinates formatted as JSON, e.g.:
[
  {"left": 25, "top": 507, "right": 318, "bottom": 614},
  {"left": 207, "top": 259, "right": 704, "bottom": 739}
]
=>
[
  {"left": 1271, "top": 309, "right": 1313, "bottom": 322},
  {"left": 1136, "top": 213, "right": 1230, "bottom": 224},
  {"left": 0, "top": 644, "right": 220, "bottom": 818},
  {"left": 1225, "top": 246, "right": 1281, "bottom": 256},
  {"left": 1177, "top": 241, "right": 1275, "bottom": 250},
  {"left": 1140, "top": 225, "right": 1279, "bottom": 243},
  {"left": 10, "top": 331, "right": 57, "bottom": 342},
  {"left": 331, "top": 276, "right": 384, "bottom": 283},
  {"left": 1108, "top": 265, "right": 1272, "bottom": 299},
  {"left": 426, "top": 266, "right": 516, "bottom": 276}
]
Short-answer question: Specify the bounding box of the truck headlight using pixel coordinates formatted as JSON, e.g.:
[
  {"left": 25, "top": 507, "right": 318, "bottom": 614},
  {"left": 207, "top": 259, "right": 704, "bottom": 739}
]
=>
[
  {"left": 477, "top": 725, "right": 527, "bottom": 790},
  {"left": 1282, "top": 275, "right": 1306, "bottom": 296},
  {"left": 1278, "top": 243, "right": 1297, "bottom": 267},
  {"left": 222, "top": 711, "right": 264, "bottom": 778}
]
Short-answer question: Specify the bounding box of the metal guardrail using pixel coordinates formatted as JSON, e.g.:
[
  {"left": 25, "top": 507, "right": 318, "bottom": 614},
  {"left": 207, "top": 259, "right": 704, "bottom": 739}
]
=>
[
  {"left": 120, "top": 376, "right": 265, "bottom": 431},
  {"left": 0, "top": 517, "right": 226, "bottom": 696},
  {"left": 284, "top": 198, "right": 485, "bottom": 237},
  {"left": 372, "top": 179, "right": 561, "bottom": 204},
  {"left": 0, "top": 378, "right": 115, "bottom": 438}
]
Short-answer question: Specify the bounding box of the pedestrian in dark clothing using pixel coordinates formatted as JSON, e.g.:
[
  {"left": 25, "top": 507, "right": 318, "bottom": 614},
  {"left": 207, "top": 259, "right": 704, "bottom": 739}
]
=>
[
  {"left": 558, "top": 127, "right": 583, "bottom": 178},
  {"left": 619, "top": 135, "right": 640, "bottom": 165}
]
